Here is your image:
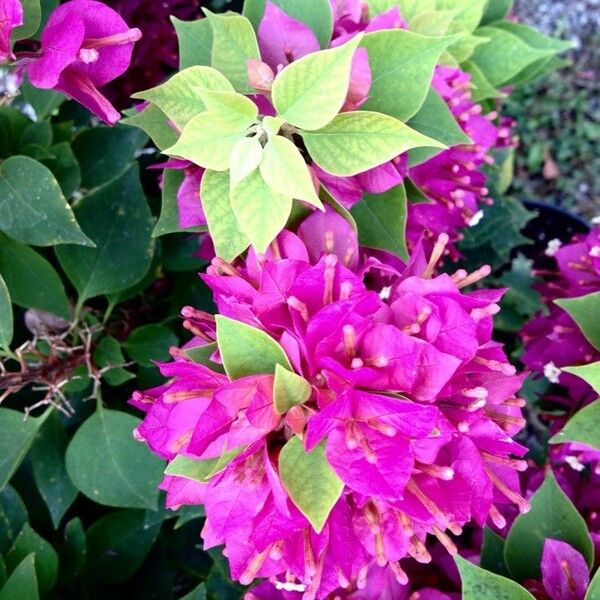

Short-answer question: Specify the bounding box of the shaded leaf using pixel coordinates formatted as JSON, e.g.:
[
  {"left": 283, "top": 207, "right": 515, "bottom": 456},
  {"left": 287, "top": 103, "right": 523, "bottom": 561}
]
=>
[
  {"left": 0, "top": 554, "right": 38, "bottom": 600},
  {"left": 549, "top": 399, "right": 600, "bottom": 450},
  {"left": 555, "top": 292, "right": 600, "bottom": 351}
]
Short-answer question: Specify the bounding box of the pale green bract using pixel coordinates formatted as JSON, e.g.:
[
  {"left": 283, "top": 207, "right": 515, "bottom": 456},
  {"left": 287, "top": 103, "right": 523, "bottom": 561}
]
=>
[
  {"left": 230, "top": 170, "right": 293, "bottom": 252},
  {"left": 273, "top": 364, "right": 312, "bottom": 415},
  {"left": 260, "top": 135, "right": 323, "bottom": 208},
  {"left": 278, "top": 437, "right": 344, "bottom": 533},
  {"left": 229, "top": 137, "right": 264, "bottom": 190},
  {"left": 197, "top": 89, "right": 258, "bottom": 122},
  {"left": 271, "top": 34, "right": 364, "bottom": 131},
  {"left": 301, "top": 111, "right": 446, "bottom": 177},
  {"left": 131, "top": 66, "right": 234, "bottom": 129}
]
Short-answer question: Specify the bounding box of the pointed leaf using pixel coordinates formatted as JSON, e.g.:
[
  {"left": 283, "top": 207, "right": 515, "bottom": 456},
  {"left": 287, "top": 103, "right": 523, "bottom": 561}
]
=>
[
  {"left": 201, "top": 170, "right": 249, "bottom": 261},
  {"left": 273, "top": 364, "right": 311, "bottom": 414},
  {"left": 361, "top": 30, "right": 457, "bottom": 121},
  {"left": 121, "top": 104, "right": 178, "bottom": 151},
  {"left": 278, "top": 436, "right": 343, "bottom": 533},
  {"left": 481, "top": 0, "right": 513, "bottom": 25},
  {"left": 243, "top": 0, "right": 333, "bottom": 48},
  {"left": 480, "top": 527, "right": 510, "bottom": 577},
  {"left": 199, "top": 89, "right": 258, "bottom": 122},
  {"left": 0, "top": 486, "right": 27, "bottom": 554},
  {"left": 586, "top": 568, "right": 600, "bottom": 600},
  {"left": 260, "top": 135, "right": 322, "bottom": 208},
  {"left": 172, "top": 16, "right": 213, "bottom": 70},
  {"left": 0, "top": 409, "right": 49, "bottom": 491},
  {"left": 455, "top": 555, "right": 535, "bottom": 600},
  {"left": 230, "top": 170, "right": 292, "bottom": 252},
  {"left": 555, "top": 292, "right": 600, "bottom": 351},
  {"left": 562, "top": 363, "right": 600, "bottom": 394},
  {"left": 0, "top": 274, "right": 12, "bottom": 350},
  {"left": 351, "top": 184, "right": 408, "bottom": 260},
  {"left": 0, "top": 234, "right": 69, "bottom": 319},
  {"left": 65, "top": 409, "right": 165, "bottom": 510},
  {"left": 30, "top": 412, "right": 78, "bottom": 529},
  {"left": 60, "top": 518, "right": 86, "bottom": 583},
  {"left": 463, "top": 59, "right": 505, "bottom": 102},
  {"left": 230, "top": 136, "right": 264, "bottom": 189},
  {"left": 302, "top": 111, "right": 444, "bottom": 177},
  {"left": 166, "top": 111, "right": 250, "bottom": 172},
  {"left": 0, "top": 554, "right": 38, "bottom": 600},
  {"left": 272, "top": 34, "right": 363, "bottom": 130},
  {"left": 0, "top": 156, "right": 91, "bottom": 247},
  {"left": 132, "top": 66, "right": 234, "bottom": 129},
  {"left": 164, "top": 455, "right": 218, "bottom": 482},
  {"left": 549, "top": 399, "right": 600, "bottom": 450},
  {"left": 55, "top": 165, "right": 154, "bottom": 302},
  {"left": 6, "top": 524, "right": 58, "bottom": 594},
  {"left": 216, "top": 315, "right": 292, "bottom": 379},
  {"left": 205, "top": 10, "right": 260, "bottom": 92},
  {"left": 504, "top": 473, "right": 594, "bottom": 582}
]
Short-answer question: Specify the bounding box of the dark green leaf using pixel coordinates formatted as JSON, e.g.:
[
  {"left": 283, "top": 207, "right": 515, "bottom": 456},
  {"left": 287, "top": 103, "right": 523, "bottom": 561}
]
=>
[
  {"left": 480, "top": 0, "right": 513, "bottom": 25},
  {"left": 455, "top": 555, "right": 535, "bottom": 599},
  {"left": 351, "top": 184, "right": 408, "bottom": 260},
  {"left": 59, "top": 518, "right": 86, "bottom": 583},
  {"left": 172, "top": 16, "right": 213, "bottom": 70},
  {"left": 504, "top": 473, "right": 594, "bottom": 582},
  {"left": 0, "top": 486, "right": 28, "bottom": 554},
  {"left": 124, "top": 324, "right": 179, "bottom": 366},
  {"left": 0, "top": 273, "right": 12, "bottom": 350},
  {"left": 0, "top": 234, "right": 70, "bottom": 319},
  {"left": 20, "top": 77, "right": 64, "bottom": 121},
  {"left": 85, "top": 510, "right": 162, "bottom": 583},
  {"left": 40, "top": 142, "right": 81, "bottom": 198},
  {"left": 11, "top": 0, "right": 41, "bottom": 40},
  {"left": 121, "top": 104, "right": 178, "bottom": 151},
  {"left": 480, "top": 527, "right": 510, "bottom": 577},
  {"left": 180, "top": 582, "right": 207, "bottom": 600},
  {"left": 30, "top": 412, "right": 77, "bottom": 529},
  {"left": 56, "top": 165, "right": 154, "bottom": 303},
  {"left": 0, "top": 156, "right": 91, "bottom": 247},
  {"left": 6, "top": 523, "right": 58, "bottom": 594},
  {"left": 0, "top": 554, "right": 38, "bottom": 600},
  {"left": 174, "top": 505, "right": 206, "bottom": 530},
  {"left": 65, "top": 409, "right": 165, "bottom": 510},
  {"left": 0, "top": 409, "right": 50, "bottom": 491},
  {"left": 71, "top": 126, "right": 148, "bottom": 189},
  {"left": 20, "top": 122, "right": 52, "bottom": 149}
]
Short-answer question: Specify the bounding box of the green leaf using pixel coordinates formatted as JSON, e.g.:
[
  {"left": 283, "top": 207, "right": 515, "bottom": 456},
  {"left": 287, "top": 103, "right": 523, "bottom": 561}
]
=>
[
  {"left": 56, "top": 165, "right": 154, "bottom": 303},
  {"left": 361, "top": 30, "right": 457, "bottom": 121},
  {"left": 166, "top": 111, "right": 251, "bottom": 172},
  {"left": 65, "top": 409, "right": 165, "bottom": 510},
  {"left": 174, "top": 504, "right": 205, "bottom": 529},
  {"left": 6, "top": 523, "right": 58, "bottom": 594},
  {"left": 555, "top": 292, "right": 600, "bottom": 351},
  {"left": 437, "top": 0, "right": 487, "bottom": 32},
  {"left": 455, "top": 555, "right": 535, "bottom": 600},
  {"left": 549, "top": 400, "right": 600, "bottom": 450},
  {"left": 351, "top": 184, "right": 408, "bottom": 260},
  {"left": 216, "top": 314, "right": 292, "bottom": 379},
  {"left": 230, "top": 136, "right": 264, "bottom": 189},
  {"left": 205, "top": 10, "right": 260, "bottom": 92},
  {"left": 172, "top": 16, "right": 213, "bottom": 70},
  {"left": 200, "top": 89, "right": 259, "bottom": 122},
  {"left": 41, "top": 142, "right": 81, "bottom": 198},
  {"left": 183, "top": 342, "right": 225, "bottom": 374},
  {"left": 480, "top": 527, "right": 510, "bottom": 577},
  {"left": 200, "top": 170, "right": 249, "bottom": 261},
  {"left": 124, "top": 325, "right": 178, "bottom": 367},
  {"left": 85, "top": 510, "right": 162, "bottom": 584},
  {"left": 11, "top": 0, "right": 41, "bottom": 41},
  {"left": 59, "top": 518, "right": 86, "bottom": 583},
  {"left": 20, "top": 77, "right": 63, "bottom": 121},
  {"left": 0, "top": 486, "right": 27, "bottom": 554},
  {"left": 481, "top": 0, "right": 513, "bottom": 25},
  {"left": 260, "top": 135, "right": 322, "bottom": 208},
  {"left": 180, "top": 582, "right": 207, "bottom": 600},
  {"left": 0, "top": 274, "right": 12, "bottom": 350},
  {"left": 0, "top": 234, "right": 70, "bottom": 319},
  {"left": 121, "top": 104, "right": 179, "bottom": 151},
  {"left": 562, "top": 363, "right": 600, "bottom": 394},
  {"left": 407, "top": 89, "right": 472, "bottom": 166},
  {"left": 230, "top": 170, "right": 293, "bottom": 252},
  {"left": 30, "top": 412, "right": 77, "bottom": 529},
  {"left": 470, "top": 26, "right": 555, "bottom": 87},
  {"left": 243, "top": 0, "right": 333, "bottom": 48},
  {"left": 20, "top": 122, "right": 52, "bottom": 148},
  {"left": 0, "top": 554, "right": 38, "bottom": 600},
  {"left": 0, "top": 409, "right": 49, "bottom": 491},
  {"left": 273, "top": 364, "right": 311, "bottom": 414},
  {"left": 72, "top": 125, "right": 148, "bottom": 190},
  {"left": 504, "top": 473, "right": 594, "bottom": 582},
  {"left": 464, "top": 60, "right": 505, "bottom": 102},
  {"left": 0, "top": 156, "right": 91, "bottom": 247},
  {"left": 370, "top": 0, "right": 435, "bottom": 20},
  {"left": 302, "top": 111, "right": 444, "bottom": 177},
  {"left": 153, "top": 169, "right": 199, "bottom": 238},
  {"left": 278, "top": 437, "right": 343, "bottom": 533},
  {"left": 164, "top": 455, "right": 218, "bottom": 482},
  {"left": 586, "top": 568, "right": 600, "bottom": 600},
  {"left": 132, "top": 66, "right": 234, "bottom": 130},
  {"left": 448, "top": 33, "right": 489, "bottom": 63},
  {"left": 272, "top": 34, "right": 363, "bottom": 130},
  {"left": 409, "top": 9, "right": 457, "bottom": 36}
]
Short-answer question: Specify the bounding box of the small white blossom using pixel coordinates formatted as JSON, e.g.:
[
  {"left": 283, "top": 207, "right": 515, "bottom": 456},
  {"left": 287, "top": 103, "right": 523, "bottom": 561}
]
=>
[
  {"left": 543, "top": 361, "right": 562, "bottom": 384},
  {"left": 469, "top": 210, "right": 484, "bottom": 227},
  {"left": 379, "top": 286, "right": 392, "bottom": 301},
  {"left": 545, "top": 238, "right": 562, "bottom": 257},
  {"left": 275, "top": 582, "right": 306, "bottom": 592},
  {"left": 589, "top": 246, "right": 600, "bottom": 258},
  {"left": 565, "top": 455, "right": 586, "bottom": 472}
]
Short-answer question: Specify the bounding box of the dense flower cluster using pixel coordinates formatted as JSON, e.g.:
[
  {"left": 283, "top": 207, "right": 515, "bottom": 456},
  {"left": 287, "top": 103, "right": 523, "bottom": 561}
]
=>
[{"left": 132, "top": 209, "right": 529, "bottom": 598}]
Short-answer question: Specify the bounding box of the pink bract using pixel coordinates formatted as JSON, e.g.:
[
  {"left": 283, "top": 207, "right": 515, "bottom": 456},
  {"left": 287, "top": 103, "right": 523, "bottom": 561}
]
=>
[{"left": 0, "top": 0, "right": 23, "bottom": 63}]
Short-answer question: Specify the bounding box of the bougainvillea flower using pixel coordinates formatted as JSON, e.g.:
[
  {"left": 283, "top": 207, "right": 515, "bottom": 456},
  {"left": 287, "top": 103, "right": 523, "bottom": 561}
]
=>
[
  {"left": 541, "top": 539, "right": 589, "bottom": 600},
  {"left": 25, "top": 0, "right": 141, "bottom": 124},
  {"left": 132, "top": 207, "right": 529, "bottom": 598},
  {"left": 0, "top": 0, "right": 22, "bottom": 63}
]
